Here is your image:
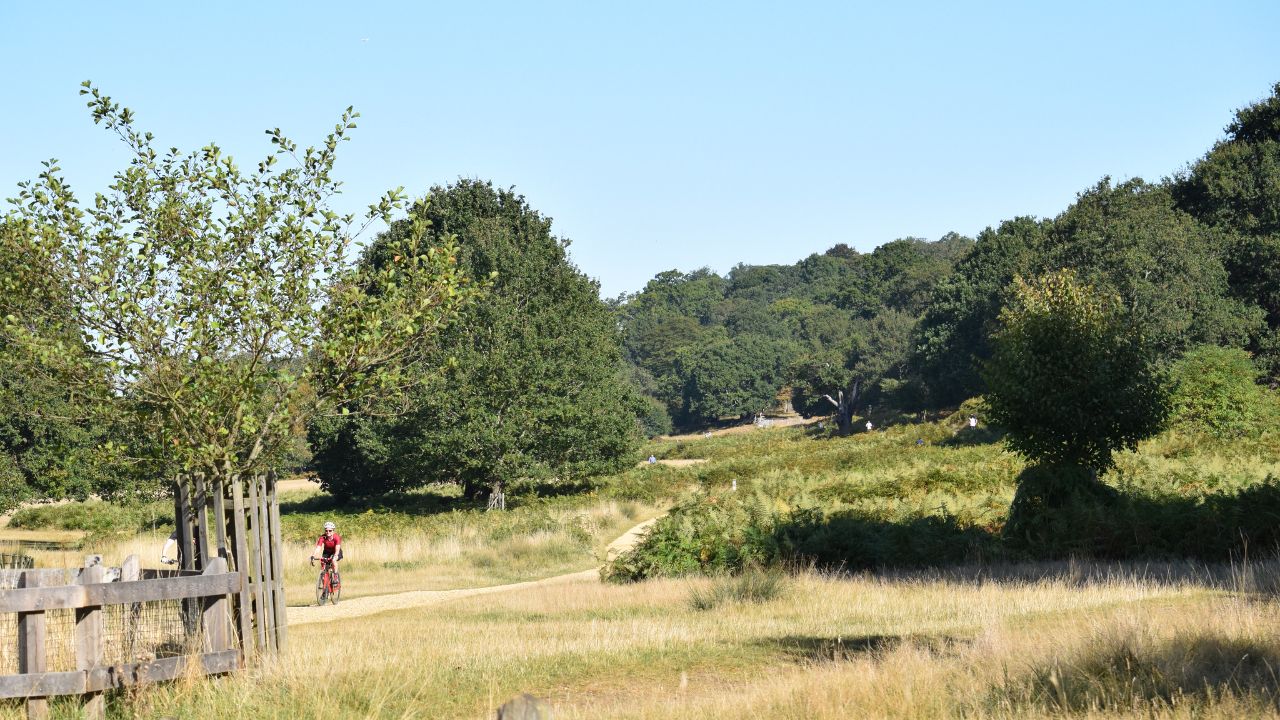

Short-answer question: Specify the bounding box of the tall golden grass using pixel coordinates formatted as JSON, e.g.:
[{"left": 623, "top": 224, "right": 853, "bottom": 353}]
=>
[{"left": 30, "top": 560, "right": 1278, "bottom": 719}]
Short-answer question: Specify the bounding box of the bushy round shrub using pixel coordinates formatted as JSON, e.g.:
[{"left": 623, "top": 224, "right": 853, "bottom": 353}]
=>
[{"left": 1168, "top": 345, "right": 1278, "bottom": 439}]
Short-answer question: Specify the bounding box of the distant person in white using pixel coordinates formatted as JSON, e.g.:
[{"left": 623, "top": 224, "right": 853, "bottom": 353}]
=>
[
  {"left": 968, "top": 415, "right": 977, "bottom": 429},
  {"left": 161, "top": 530, "right": 179, "bottom": 565},
  {"left": 865, "top": 420, "right": 873, "bottom": 432}
]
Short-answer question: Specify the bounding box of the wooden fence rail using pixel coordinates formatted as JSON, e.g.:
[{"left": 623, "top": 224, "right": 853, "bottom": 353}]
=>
[{"left": 0, "top": 555, "right": 240, "bottom": 719}]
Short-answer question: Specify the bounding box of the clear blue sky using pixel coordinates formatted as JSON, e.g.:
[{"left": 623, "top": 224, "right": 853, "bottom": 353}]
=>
[{"left": 3, "top": 2, "right": 1278, "bottom": 299}]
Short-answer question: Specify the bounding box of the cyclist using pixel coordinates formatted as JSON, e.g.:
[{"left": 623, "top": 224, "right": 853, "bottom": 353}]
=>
[
  {"left": 310, "top": 520, "right": 343, "bottom": 573},
  {"left": 160, "top": 529, "right": 181, "bottom": 566}
]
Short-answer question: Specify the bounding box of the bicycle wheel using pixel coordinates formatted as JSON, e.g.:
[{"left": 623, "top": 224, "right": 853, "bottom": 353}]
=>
[
  {"left": 330, "top": 570, "right": 341, "bottom": 605},
  {"left": 316, "top": 572, "right": 328, "bottom": 605}
]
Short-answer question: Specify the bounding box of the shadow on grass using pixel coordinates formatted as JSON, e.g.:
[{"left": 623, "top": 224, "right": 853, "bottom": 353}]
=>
[
  {"left": 772, "top": 472, "right": 1280, "bottom": 592},
  {"left": 777, "top": 510, "right": 1000, "bottom": 571},
  {"left": 279, "top": 488, "right": 480, "bottom": 518},
  {"left": 280, "top": 476, "right": 604, "bottom": 518},
  {"left": 761, "top": 634, "right": 969, "bottom": 664},
  {"left": 508, "top": 477, "right": 599, "bottom": 500}
]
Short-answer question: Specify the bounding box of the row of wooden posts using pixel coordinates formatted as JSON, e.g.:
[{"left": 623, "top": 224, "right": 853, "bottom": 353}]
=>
[{"left": 172, "top": 471, "right": 288, "bottom": 659}]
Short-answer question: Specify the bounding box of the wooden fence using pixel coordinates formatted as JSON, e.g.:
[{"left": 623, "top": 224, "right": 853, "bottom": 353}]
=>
[
  {"left": 0, "top": 553, "right": 33, "bottom": 570},
  {"left": 0, "top": 472, "right": 285, "bottom": 716},
  {"left": 0, "top": 555, "right": 239, "bottom": 719},
  {"left": 173, "top": 472, "right": 286, "bottom": 659}
]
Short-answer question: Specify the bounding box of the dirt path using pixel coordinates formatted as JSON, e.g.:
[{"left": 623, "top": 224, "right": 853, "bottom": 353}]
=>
[
  {"left": 636, "top": 458, "right": 707, "bottom": 468},
  {"left": 660, "top": 414, "right": 824, "bottom": 441},
  {"left": 288, "top": 516, "right": 662, "bottom": 626}
]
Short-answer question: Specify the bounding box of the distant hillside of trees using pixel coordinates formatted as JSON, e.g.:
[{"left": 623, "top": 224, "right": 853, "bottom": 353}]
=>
[{"left": 616, "top": 82, "right": 1280, "bottom": 433}]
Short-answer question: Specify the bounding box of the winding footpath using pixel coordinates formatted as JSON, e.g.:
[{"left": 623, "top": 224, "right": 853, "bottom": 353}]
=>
[{"left": 287, "top": 516, "right": 660, "bottom": 626}]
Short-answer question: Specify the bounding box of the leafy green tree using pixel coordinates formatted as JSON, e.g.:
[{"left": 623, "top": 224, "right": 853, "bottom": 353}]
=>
[
  {"left": 1174, "top": 82, "right": 1280, "bottom": 378},
  {"left": 675, "top": 334, "right": 793, "bottom": 424},
  {"left": 916, "top": 179, "right": 1259, "bottom": 408},
  {"left": 984, "top": 270, "right": 1168, "bottom": 474},
  {"left": 0, "top": 218, "right": 125, "bottom": 512},
  {"left": 790, "top": 309, "right": 920, "bottom": 428},
  {"left": 1167, "top": 345, "right": 1277, "bottom": 438},
  {"left": 1175, "top": 82, "right": 1280, "bottom": 236},
  {"left": 847, "top": 309, "right": 919, "bottom": 408},
  {"left": 1046, "top": 178, "right": 1261, "bottom": 357},
  {"left": 914, "top": 217, "right": 1048, "bottom": 406},
  {"left": 789, "top": 351, "right": 852, "bottom": 420},
  {"left": 310, "top": 180, "right": 642, "bottom": 499},
  {"left": 1, "top": 83, "right": 477, "bottom": 496}
]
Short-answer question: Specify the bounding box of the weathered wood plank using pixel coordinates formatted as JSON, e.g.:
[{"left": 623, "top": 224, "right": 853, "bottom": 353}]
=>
[
  {"left": 231, "top": 474, "right": 254, "bottom": 662},
  {"left": 87, "top": 649, "right": 241, "bottom": 690},
  {"left": 0, "top": 671, "right": 85, "bottom": 700},
  {"left": 176, "top": 479, "right": 194, "bottom": 573},
  {"left": 0, "top": 573, "right": 241, "bottom": 613},
  {"left": 0, "top": 650, "right": 242, "bottom": 699},
  {"left": 213, "top": 476, "right": 229, "bottom": 560},
  {"left": 17, "top": 572, "right": 48, "bottom": 718},
  {"left": 256, "top": 474, "right": 277, "bottom": 653},
  {"left": 268, "top": 471, "right": 288, "bottom": 654},
  {"left": 247, "top": 473, "right": 268, "bottom": 653},
  {"left": 76, "top": 563, "right": 105, "bottom": 720},
  {"left": 195, "top": 472, "right": 211, "bottom": 570},
  {"left": 201, "top": 558, "right": 230, "bottom": 653}
]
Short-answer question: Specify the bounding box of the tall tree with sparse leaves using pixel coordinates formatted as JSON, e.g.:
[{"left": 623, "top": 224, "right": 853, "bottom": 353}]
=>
[{"left": 1, "top": 83, "right": 479, "bottom": 495}]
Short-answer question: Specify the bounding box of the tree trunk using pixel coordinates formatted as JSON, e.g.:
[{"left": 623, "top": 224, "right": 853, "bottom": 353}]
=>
[
  {"left": 487, "top": 480, "right": 506, "bottom": 511},
  {"left": 823, "top": 379, "right": 860, "bottom": 433}
]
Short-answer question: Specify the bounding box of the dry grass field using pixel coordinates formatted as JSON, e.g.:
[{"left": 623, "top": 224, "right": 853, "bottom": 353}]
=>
[{"left": 36, "top": 561, "right": 1278, "bottom": 719}]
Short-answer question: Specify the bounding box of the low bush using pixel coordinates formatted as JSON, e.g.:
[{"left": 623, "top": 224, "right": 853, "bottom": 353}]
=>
[
  {"left": 1168, "top": 345, "right": 1279, "bottom": 439},
  {"left": 8, "top": 499, "right": 172, "bottom": 541}
]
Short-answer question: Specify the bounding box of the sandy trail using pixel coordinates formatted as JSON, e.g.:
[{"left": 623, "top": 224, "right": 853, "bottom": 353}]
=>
[
  {"left": 288, "top": 516, "right": 661, "bottom": 626},
  {"left": 659, "top": 414, "right": 824, "bottom": 441}
]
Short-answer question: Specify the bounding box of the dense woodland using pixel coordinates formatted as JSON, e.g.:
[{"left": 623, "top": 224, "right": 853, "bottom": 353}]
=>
[
  {"left": 2, "top": 82, "right": 1280, "bottom": 515},
  {"left": 616, "top": 82, "right": 1280, "bottom": 436}
]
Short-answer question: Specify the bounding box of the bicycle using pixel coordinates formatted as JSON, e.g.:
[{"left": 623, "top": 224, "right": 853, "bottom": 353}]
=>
[{"left": 311, "top": 556, "right": 341, "bottom": 605}]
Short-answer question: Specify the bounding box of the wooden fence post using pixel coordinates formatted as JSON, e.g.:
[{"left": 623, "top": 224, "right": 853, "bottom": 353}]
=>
[
  {"left": 18, "top": 571, "right": 48, "bottom": 720},
  {"left": 76, "top": 559, "right": 105, "bottom": 720},
  {"left": 194, "top": 472, "right": 211, "bottom": 570},
  {"left": 268, "top": 472, "right": 288, "bottom": 654},
  {"left": 202, "top": 557, "right": 231, "bottom": 655},
  {"left": 175, "top": 478, "right": 194, "bottom": 572},
  {"left": 213, "top": 480, "right": 229, "bottom": 561},
  {"left": 255, "top": 474, "right": 277, "bottom": 653},
  {"left": 231, "top": 475, "right": 254, "bottom": 663},
  {"left": 121, "top": 554, "right": 142, "bottom": 659},
  {"left": 246, "top": 474, "right": 268, "bottom": 653}
]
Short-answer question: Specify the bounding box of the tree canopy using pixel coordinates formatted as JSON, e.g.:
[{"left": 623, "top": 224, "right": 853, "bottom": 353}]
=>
[
  {"left": 310, "top": 180, "right": 642, "bottom": 499},
  {"left": 983, "top": 271, "right": 1169, "bottom": 472},
  {"left": 1, "top": 83, "right": 478, "bottom": 494}
]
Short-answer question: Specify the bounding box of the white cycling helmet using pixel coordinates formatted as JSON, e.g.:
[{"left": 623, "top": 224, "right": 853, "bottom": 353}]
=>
[{"left": 323, "top": 521, "right": 336, "bottom": 531}]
